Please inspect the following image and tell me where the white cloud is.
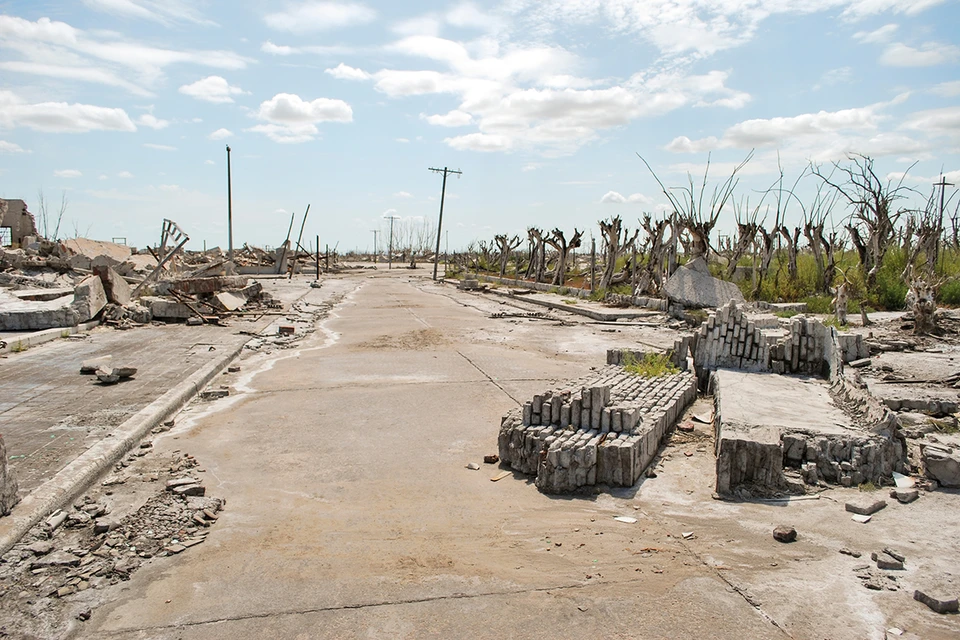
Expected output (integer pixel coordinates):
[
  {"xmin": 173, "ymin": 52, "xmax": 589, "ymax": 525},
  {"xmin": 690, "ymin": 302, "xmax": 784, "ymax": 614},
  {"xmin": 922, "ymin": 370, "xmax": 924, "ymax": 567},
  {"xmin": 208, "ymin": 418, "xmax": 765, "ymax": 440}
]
[
  {"xmin": 444, "ymin": 132, "xmax": 512, "ymax": 152},
  {"xmin": 324, "ymin": 63, "xmax": 370, "ymax": 80},
  {"xmin": 143, "ymin": 143, "xmax": 176, "ymax": 151},
  {"xmin": 264, "ymin": 2, "xmax": 376, "ymax": 33},
  {"xmin": 600, "ymin": 191, "xmax": 651, "ymax": 204},
  {"xmin": 422, "ymin": 110, "xmax": 473, "ymax": 127},
  {"xmin": 137, "ymin": 113, "xmax": 169, "ymax": 129},
  {"xmin": 814, "ymin": 66, "xmax": 853, "ymax": 91},
  {"xmin": 0, "ymin": 140, "xmax": 27, "ymax": 153},
  {"xmin": 0, "ymin": 89, "xmax": 136, "ymax": 133},
  {"xmin": 902, "ymin": 106, "xmax": 960, "ymax": 133},
  {"xmin": 0, "ymin": 16, "xmax": 252, "ymax": 94},
  {"xmin": 261, "ymin": 41, "xmax": 295, "ymax": 55},
  {"xmin": 54, "ymin": 169, "xmax": 82, "ymax": 178},
  {"xmin": 880, "ymin": 42, "xmax": 960, "ymax": 67},
  {"xmin": 248, "ymin": 92, "xmax": 353, "ymax": 143},
  {"xmin": 932, "ymin": 81, "xmax": 960, "ymax": 97},
  {"xmin": 446, "ymin": 2, "xmax": 504, "ymax": 32},
  {"xmin": 118, "ymin": 171, "xmax": 134, "ymax": 178},
  {"xmin": 841, "ymin": 0, "xmax": 946, "ymax": 20},
  {"xmin": 82, "ymin": 0, "xmax": 216, "ymax": 26},
  {"xmin": 158, "ymin": 184, "xmax": 181, "ymax": 191},
  {"xmin": 179, "ymin": 76, "xmax": 246, "ymax": 103},
  {"xmin": 204, "ymin": 159, "xmax": 215, "ymax": 165},
  {"xmin": 853, "ymin": 23, "xmax": 898, "ymax": 43},
  {"xmin": 394, "ymin": 191, "xmax": 413, "ymax": 198},
  {"xmin": 395, "ymin": 137, "xmax": 410, "ymax": 143},
  {"xmin": 208, "ymin": 128, "xmax": 233, "ymax": 140},
  {"xmin": 392, "ymin": 16, "xmax": 442, "ymax": 37}
]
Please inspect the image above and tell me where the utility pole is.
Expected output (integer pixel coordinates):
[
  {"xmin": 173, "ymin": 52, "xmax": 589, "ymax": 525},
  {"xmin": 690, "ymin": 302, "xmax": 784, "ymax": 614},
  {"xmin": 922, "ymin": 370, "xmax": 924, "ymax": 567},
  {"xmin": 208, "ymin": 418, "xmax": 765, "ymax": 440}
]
[
  {"xmin": 371, "ymin": 229, "xmax": 379, "ymax": 264},
  {"xmin": 385, "ymin": 213, "xmax": 400, "ymax": 270},
  {"xmin": 429, "ymin": 166, "xmax": 463, "ymax": 280},
  {"xmin": 936, "ymin": 175, "xmax": 954, "ymax": 271},
  {"xmin": 226, "ymin": 145, "xmax": 233, "ymax": 263}
]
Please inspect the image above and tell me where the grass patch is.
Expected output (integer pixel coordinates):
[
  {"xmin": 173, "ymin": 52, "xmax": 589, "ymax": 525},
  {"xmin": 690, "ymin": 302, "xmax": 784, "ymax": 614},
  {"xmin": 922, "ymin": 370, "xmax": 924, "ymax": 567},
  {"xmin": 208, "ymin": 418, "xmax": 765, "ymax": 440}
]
[
  {"xmin": 623, "ymin": 351, "xmax": 680, "ymax": 378},
  {"xmin": 858, "ymin": 481, "xmax": 878, "ymax": 492},
  {"xmin": 10, "ymin": 341, "xmax": 24, "ymax": 353},
  {"xmin": 774, "ymin": 310, "xmax": 799, "ymax": 318},
  {"xmin": 822, "ymin": 316, "xmax": 848, "ymax": 331},
  {"xmin": 561, "ymin": 299, "xmax": 578, "ymax": 305}
]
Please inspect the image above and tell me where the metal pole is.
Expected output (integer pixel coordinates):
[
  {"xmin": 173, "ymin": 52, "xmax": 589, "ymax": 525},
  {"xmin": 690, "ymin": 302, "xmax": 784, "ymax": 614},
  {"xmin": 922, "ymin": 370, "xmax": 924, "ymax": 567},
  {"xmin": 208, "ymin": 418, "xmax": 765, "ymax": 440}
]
[
  {"xmin": 226, "ymin": 145, "xmax": 233, "ymax": 263},
  {"xmin": 371, "ymin": 229, "xmax": 378, "ymax": 263},
  {"xmin": 316, "ymin": 234, "xmax": 320, "ymax": 280},
  {"xmin": 590, "ymin": 238, "xmax": 597, "ymax": 292},
  {"xmin": 289, "ymin": 204, "xmax": 310, "ymax": 280},
  {"xmin": 388, "ymin": 217, "xmax": 395, "ymax": 270}
]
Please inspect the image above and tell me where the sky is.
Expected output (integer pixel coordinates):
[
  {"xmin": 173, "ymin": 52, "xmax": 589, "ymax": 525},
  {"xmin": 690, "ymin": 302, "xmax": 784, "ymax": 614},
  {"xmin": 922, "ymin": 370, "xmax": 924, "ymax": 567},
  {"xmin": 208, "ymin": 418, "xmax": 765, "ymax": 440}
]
[{"xmin": 1, "ymin": 0, "xmax": 959, "ymax": 253}]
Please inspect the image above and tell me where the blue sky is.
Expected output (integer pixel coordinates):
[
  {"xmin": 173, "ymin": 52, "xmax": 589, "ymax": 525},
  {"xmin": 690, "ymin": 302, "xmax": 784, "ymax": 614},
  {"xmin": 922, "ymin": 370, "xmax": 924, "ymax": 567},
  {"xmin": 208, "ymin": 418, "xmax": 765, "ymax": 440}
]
[{"xmin": 1, "ymin": 0, "xmax": 958, "ymax": 253}]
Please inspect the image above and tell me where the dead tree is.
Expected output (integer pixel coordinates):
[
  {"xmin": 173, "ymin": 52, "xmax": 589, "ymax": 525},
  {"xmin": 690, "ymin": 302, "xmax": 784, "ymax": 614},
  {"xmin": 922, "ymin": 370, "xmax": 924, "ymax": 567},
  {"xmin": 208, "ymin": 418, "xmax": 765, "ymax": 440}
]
[
  {"xmin": 798, "ymin": 183, "xmax": 840, "ymax": 295},
  {"xmin": 728, "ymin": 198, "xmax": 760, "ymax": 279},
  {"xmin": 494, "ymin": 234, "xmax": 521, "ymax": 278},
  {"xmin": 907, "ymin": 272, "xmax": 940, "ymax": 335},
  {"xmin": 544, "ymin": 228, "xmax": 583, "ymax": 286},
  {"xmin": 776, "ymin": 224, "xmax": 802, "ymax": 281},
  {"xmin": 524, "ymin": 227, "xmax": 547, "ymax": 282},
  {"xmin": 753, "ymin": 221, "xmax": 777, "ymax": 300},
  {"xmin": 597, "ymin": 216, "xmax": 638, "ymax": 290},
  {"xmin": 639, "ymin": 151, "xmax": 752, "ymax": 261},
  {"xmin": 812, "ymin": 154, "xmax": 915, "ymax": 288},
  {"xmin": 635, "ymin": 215, "xmax": 671, "ymax": 295}
]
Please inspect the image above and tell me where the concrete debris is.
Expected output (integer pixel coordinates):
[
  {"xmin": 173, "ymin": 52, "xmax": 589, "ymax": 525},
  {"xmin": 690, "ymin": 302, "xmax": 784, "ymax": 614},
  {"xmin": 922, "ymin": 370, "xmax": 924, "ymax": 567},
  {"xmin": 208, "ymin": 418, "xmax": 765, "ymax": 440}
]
[
  {"xmin": 845, "ymin": 500, "xmax": 887, "ymax": 516},
  {"xmin": 872, "ymin": 551, "xmax": 904, "ymax": 570},
  {"xmin": 499, "ymin": 361, "xmax": 697, "ymax": 494},
  {"xmin": 772, "ymin": 525, "xmax": 797, "ymax": 543},
  {"xmin": 851, "ymin": 514, "xmax": 873, "ymax": 524},
  {"xmin": 95, "ymin": 367, "xmax": 137, "ymax": 385},
  {"xmin": 466, "ymin": 462, "xmax": 480, "ymax": 470},
  {"xmin": 93, "ymin": 265, "xmax": 132, "ymax": 306},
  {"xmin": 80, "ymin": 355, "xmax": 112, "ymax": 374},
  {"xmin": 920, "ymin": 442, "xmax": 960, "ymax": 488},
  {"xmin": 663, "ymin": 256, "xmax": 745, "ymax": 309},
  {"xmin": 890, "ymin": 489, "xmax": 920, "ymax": 503},
  {"xmin": 913, "ymin": 590, "xmax": 960, "ymax": 614}
]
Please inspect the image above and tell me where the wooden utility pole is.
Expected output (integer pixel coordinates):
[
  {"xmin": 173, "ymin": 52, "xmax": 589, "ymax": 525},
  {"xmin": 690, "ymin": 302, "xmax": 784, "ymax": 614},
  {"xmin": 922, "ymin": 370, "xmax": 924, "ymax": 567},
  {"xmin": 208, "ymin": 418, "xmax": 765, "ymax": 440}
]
[
  {"xmin": 288, "ymin": 204, "xmax": 310, "ymax": 279},
  {"xmin": 371, "ymin": 229, "xmax": 379, "ymax": 263},
  {"xmin": 226, "ymin": 145, "xmax": 233, "ymax": 263},
  {"xmin": 590, "ymin": 238, "xmax": 597, "ymax": 292},
  {"xmin": 385, "ymin": 214, "xmax": 399, "ymax": 269},
  {"xmin": 936, "ymin": 175, "xmax": 954, "ymax": 271},
  {"xmin": 429, "ymin": 166, "xmax": 462, "ymax": 280}
]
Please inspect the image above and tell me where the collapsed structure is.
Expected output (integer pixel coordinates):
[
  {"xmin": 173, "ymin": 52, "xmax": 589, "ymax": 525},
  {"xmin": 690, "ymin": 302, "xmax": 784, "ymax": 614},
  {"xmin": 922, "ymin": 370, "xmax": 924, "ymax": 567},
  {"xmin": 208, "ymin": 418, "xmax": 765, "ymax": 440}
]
[{"xmin": 498, "ymin": 298, "xmax": 907, "ymax": 498}]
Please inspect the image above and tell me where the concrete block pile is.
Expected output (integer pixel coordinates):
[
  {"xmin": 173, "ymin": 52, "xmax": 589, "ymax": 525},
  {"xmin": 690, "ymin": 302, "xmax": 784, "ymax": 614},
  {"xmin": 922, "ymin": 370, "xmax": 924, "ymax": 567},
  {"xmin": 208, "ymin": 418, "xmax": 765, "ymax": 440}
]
[
  {"xmin": 692, "ymin": 301, "xmax": 771, "ymax": 373},
  {"xmin": 0, "ymin": 434, "xmax": 20, "ymax": 515},
  {"xmin": 768, "ymin": 315, "xmax": 834, "ymax": 376},
  {"xmin": 498, "ymin": 364, "xmax": 697, "ymax": 493}
]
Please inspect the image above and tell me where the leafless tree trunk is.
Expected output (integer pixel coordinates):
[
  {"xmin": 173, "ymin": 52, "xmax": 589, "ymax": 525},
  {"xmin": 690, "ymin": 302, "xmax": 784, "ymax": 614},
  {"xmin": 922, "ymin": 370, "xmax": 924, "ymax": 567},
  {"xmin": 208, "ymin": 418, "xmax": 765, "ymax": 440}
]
[
  {"xmin": 494, "ymin": 234, "xmax": 521, "ymax": 278},
  {"xmin": 544, "ymin": 228, "xmax": 583, "ymax": 286},
  {"xmin": 776, "ymin": 224, "xmax": 802, "ymax": 281},
  {"xmin": 597, "ymin": 216, "xmax": 638, "ymax": 290}
]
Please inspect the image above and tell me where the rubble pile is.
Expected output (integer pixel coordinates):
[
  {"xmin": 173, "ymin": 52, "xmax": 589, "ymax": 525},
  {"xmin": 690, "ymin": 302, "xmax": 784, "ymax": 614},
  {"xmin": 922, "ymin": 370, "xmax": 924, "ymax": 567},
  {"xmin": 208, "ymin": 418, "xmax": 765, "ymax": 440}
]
[
  {"xmin": 0, "ymin": 451, "xmax": 222, "ymax": 627},
  {"xmin": 0, "ymin": 226, "xmax": 284, "ymax": 331},
  {"xmin": 498, "ymin": 360, "xmax": 697, "ymax": 493}
]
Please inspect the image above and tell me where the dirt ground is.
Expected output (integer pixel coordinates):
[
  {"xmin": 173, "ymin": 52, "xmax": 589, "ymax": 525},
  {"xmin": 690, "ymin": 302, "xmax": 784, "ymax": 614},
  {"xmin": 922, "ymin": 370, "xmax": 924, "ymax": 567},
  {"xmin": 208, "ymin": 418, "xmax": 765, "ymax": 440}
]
[{"xmin": 0, "ymin": 269, "xmax": 958, "ymax": 640}]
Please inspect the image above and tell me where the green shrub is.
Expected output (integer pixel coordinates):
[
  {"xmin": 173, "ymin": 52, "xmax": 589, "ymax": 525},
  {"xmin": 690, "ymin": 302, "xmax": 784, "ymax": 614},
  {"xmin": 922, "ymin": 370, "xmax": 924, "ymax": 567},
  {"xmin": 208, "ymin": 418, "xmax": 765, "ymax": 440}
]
[
  {"xmin": 939, "ymin": 280, "xmax": 960, "ymax": 306},
  {"xmin": 622, "ymin": 352, "xmax": 680, "ymax": 378}
]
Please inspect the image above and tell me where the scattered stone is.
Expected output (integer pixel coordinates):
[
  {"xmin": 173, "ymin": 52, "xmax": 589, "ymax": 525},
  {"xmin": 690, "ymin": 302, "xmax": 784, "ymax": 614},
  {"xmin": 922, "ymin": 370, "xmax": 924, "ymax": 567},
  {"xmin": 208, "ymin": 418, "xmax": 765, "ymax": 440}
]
[
  {"xmin": 920, "ymin": 443, "xmax": 960, "ymax": 488},
  {"xmin": 200, "ymin": 389, "xmax": 229, "ymax": 400},
  {"xmin": 483, "ymin": 454, "xmax": 499, "ymax": 464},
  {"xmin": 30, "ymin": 551, "xmax": 81, "ymax": 569},
  {"xmin": 465, "ymin": 463, "xmax": 480, "ymax": 470},
  {"xmin": 185, "ymin": 316, "xmax": 203, "ymax": 326},
  {"xmin": 24, "ymin": 540, "xmax": 54, "ymax": 555},
  {"xmin": 164, "ymin": 544, "xmax": 186, "ymax": 555},
  {"xmin": 77, "ymin": 609, "xmax": 91, "ymax": 621},
  {"xmin": 839, "ymin": 547, "xmax": 862, "ymax": 558},
  {"xmin": 845, "ymin": 500, "xmax": 887, "ymax": 516},
  {"xmin": 44, "ymin": 510, "xmax": 68, "ymax": 531},
  {"xmin": 890, "ymin": 489, "xmax": 920, "ymax": 504},
  {"xmin": 914, "ymin": 590, "xmax": 960, "ymax": 614},
  {"xmin": 677, "ymin": 422, "xmax": 695, "ymax": 432},
  {"xmin": 772, "ymin": 525, "xmax": 797, "ymax": 543},
  {"xmin": 883, "ymin": 547, "xmax": 906, "ymax": 563},
  {"xmin": 849, "ymin": 358, "xmax": 872, "ymax": 368},
  {"xmin": 872, "ymin": 552, "xmax": 904, "ymax": 570},
  {"xmin": 227, "ymin": 365, "xmax": 241, "ymax": 373},
  {"xmin": 113, "ymin": 557, "xmax": 139, "ymax": 574},
  {"xmin": 93, "ymin": 518, "xmax": 120, "ymax": 534},
  {"xmin": 165, "ymin": 477, "xmax": 199, "ymax": 490},
  {"xmin": 79, "ymin": 355, "xmax": 111, "ymax": 374},
  {"xmin": 172, "ymin": 484, "xmax": 205, "ymax": 497},
  {"xmin": 851, "ymin": 514, "xmax": 872, "ymax": 524},
  {"xmin": 278, "ymin": 325, "xmax": 295, "ymax": 336}
]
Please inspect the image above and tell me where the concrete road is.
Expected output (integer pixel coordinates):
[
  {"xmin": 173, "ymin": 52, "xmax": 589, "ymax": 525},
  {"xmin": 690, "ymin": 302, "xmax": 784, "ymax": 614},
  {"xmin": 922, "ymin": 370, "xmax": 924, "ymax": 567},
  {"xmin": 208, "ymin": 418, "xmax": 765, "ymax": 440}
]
[{"xmin": 78, "ymin": 270, "xmax": 782, "ymax": 639}]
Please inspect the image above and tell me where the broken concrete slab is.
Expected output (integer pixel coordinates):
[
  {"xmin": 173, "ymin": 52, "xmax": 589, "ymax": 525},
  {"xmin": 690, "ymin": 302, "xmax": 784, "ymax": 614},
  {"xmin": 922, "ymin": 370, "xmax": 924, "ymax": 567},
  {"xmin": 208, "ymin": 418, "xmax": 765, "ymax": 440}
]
[
  {"xmin": 914, "ymin": 590, "xmax": 960, "ymax": 614},
  {"xmin": 71, "ymin": 275, "xmax": 107, "ymax": 323},
  {"xmin": 80, "ymin": 355, "xmax": 112, "ymax": 374},
  {"xmin": 846, "ymin": 500, "xmax": 887, "ymax": 516},
  {"xmin": 10, "ymin": 288, "xmax": 74, "ymax": 302},
  {"xmin": 93, "ymin": 265, "xmax": 132, "ymax": 306},
  {"xmin": 213, "ymin": 291, "xmax": 246, "ymax": 312},
  {"xmin": 920, "ymin": 442, "xmax": 960, "ymax": 488},
  {"xmin": 663, "ymin": 256, "xmax": 745, "ymax": 309},
  {"xmin": 61, "ymin": 238, "xmax": 132, "ymax": 271},
  {"xmin": 141, "ymin": 296, "xmax": 193, "ymax": 320},
  {"xmin": 0, "ymin": 289, "xmax": 79, "ymax": 330},
  {"xmin": 162, "ymin": 275, "xmax": 249, "ymax": 296}
]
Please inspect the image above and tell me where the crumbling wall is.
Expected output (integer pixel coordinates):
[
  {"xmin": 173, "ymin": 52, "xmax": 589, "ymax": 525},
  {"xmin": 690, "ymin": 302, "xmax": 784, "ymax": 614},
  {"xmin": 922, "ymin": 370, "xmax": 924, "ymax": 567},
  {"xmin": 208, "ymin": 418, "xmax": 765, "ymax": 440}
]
[
  {"xmin": 692, "ymin": 301, "xmax": 771, "ymax": 375},
  {"xmin": 0, "ymin": 199, "xmax": 38, "ymax": 246},
  {"xmin": 498, "ymin": 365, "xmax": 697, "ymax": 493}
]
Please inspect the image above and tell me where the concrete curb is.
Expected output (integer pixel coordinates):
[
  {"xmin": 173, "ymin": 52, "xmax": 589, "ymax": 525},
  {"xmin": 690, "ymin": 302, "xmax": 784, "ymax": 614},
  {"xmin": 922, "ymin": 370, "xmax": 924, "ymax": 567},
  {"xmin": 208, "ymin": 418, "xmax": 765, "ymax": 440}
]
[
  {"xmin": 484, "ymin": 288, "xmax": 659, "ymax": 322},
  {"xmin": 0, "ymin": 339, "xmax": 246, "ymax": 555},
  {"xmin": 0, "ymin": 320, "xmax": 100, "ymax": 355}
]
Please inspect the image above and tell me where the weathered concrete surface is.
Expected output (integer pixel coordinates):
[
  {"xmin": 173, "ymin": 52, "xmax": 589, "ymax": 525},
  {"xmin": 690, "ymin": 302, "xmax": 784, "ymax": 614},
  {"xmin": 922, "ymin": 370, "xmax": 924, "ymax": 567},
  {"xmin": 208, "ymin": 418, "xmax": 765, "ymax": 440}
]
[
  {"xmin": 76, "ymin": 273, "xmax": 783, "ymax": 640},
  {"xmin": 71, "ymin": 275, "xmax": 107, "ymax": 323},
  {"xmin": 921, "ymin": 441, "xmax": 960, "ymax": 488},
  {"xmin": 0, "ymin": 290, "xmax": 78, "ymax": 330},
  {"xmin": 61, "ymin": 238, "xmax": 132, "ymax": 271},
  {"xmin": 93, "ymin": 265, "xmax": 132, "ymax": 306},
  {"xmin": 663, "ymin": 256, "xmax": 745, "ymax": 309},
  {"xmin": 712, "ymin": 369, "xmax": 904, "ymax": 495}
]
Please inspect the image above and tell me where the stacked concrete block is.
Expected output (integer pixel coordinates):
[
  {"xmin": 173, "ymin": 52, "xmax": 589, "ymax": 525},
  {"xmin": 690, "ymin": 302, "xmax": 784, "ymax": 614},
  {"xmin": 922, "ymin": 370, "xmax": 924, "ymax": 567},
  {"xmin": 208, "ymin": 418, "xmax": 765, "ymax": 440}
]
[
  {"xmin": 499, "ymin": 364, "xmax": 697, "ymax": 494},
  {"xmin": 693, "ymin": 300, "xmax": 770, "ymax": 375},
  {"xmin": 0, "ymin": 434, "xmax": 19, "ymax": 516},
  {"xmin": 768, "ymin": 316, "xmax": 832, "ymax": 376}
]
